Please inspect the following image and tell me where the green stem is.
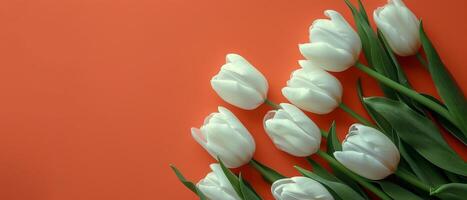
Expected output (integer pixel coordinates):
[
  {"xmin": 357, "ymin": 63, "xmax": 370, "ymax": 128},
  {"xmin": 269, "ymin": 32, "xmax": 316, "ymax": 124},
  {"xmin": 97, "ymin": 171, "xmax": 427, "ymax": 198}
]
[
  {"xmin": 394, "ymin": 169, "xmax": 431, "ymax": 193},
  {"xmin": 316, "ymin": 150, "xmax": 392, "ymax": 200},
  {"xmin": 319, "ymin": 129, "xmax": 328, "ymax": 138},
  {"xmin": 416, "ymin": 52, "xmax": 428, "ymax": 68},
  {"xmin": 338, "ymin": 103, "xmax": 373, "ymax": 126},
  {"xmin": 264, "ymin": 99, "xmax": 280, "ymax": 109},
  {"xmin": 355, "ymin": 62, "xmax": 457, "ymax": 127}
]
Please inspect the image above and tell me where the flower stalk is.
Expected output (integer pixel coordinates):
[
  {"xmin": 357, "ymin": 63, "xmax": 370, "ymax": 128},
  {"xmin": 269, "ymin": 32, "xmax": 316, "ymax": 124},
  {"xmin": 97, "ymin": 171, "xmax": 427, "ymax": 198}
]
[
  {"xmin": 264, "ymin": 99, "xmax": 280, "ymax": 109},
  {"xmin": 394, "ymin": 169, "xmax": 431, "ymax": 193},
  {"xmin": 354, "ymin": 62, "xmax": 457, "ymax": 128},
  {"xmin": 338, "ymin": 102, "xmax": 373, "ymax": 126}
]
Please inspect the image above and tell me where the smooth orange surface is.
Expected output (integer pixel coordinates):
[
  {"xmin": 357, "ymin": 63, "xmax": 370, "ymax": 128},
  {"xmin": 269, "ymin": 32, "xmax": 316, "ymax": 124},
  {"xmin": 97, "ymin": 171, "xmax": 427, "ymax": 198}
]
[{"xmin": 0, "ymin": 0, "xmax": 466, "ymax": 199}]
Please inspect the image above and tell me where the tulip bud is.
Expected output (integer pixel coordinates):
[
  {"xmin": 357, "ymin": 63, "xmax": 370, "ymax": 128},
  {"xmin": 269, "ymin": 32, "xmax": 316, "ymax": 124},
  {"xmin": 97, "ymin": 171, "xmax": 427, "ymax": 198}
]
[
  {"xmin": 211, "ymin": 54, "xmax": 269, "ymax": 110},
  {"xmin": 271, "ymin": 176, "xmax": 334, "ymax": 200},
  {"xmin": 299, "ymin": 10, "xmax": 361, "ymax": 72},
  {"xmin": 282, "ymin": 60, "xmax": 343, "ymax": 114},
  {"xmin": 374, "ymin": 0, "xmax": 420, "ymax": 56},
  {"xmin": 197, "ymin": 164, "xmax": 242, "ymax": 200},
  {"xmin": 191, "ymin": 106, "xmax": 256, "ymax": 168},
  {"xmin": 264, "ymin": 103, "xmax": 321, "ymax": 157},
  {"xmin": 333, "ymin": 124, "xmax": 400, "ymax": 180}
]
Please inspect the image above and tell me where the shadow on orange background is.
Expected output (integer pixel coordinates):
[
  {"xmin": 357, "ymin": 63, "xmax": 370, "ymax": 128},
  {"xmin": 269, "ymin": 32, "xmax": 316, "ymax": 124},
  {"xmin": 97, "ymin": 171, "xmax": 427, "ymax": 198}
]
[{"xmin": 0, "ymin": 0, "xmax": 466, "ymax": 199}]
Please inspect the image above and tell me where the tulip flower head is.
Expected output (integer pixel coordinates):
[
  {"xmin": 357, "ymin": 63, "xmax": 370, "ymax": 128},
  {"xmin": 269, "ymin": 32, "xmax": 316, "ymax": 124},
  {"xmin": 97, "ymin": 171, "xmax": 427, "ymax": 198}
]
[
  {"xmin": 271, "ymin": 176, "xmax": 334, "ymax": 200},
  {"xmin": 197, "ymin": 164, "xmax": 242, "ymax": 200},
  {"xmin": 282, "ymin": 60, "xmax": 343, "ymax": 114},
  {"xmin": 191, "ymin": 106, "xmax": 256, "ymax": 168},
  {"xmin": 374, "ymin": 0, "xmax": 420, "ymax": 56},
  {"xmin": 299, "ymin": 10, "xmax": 361, "ymax": 72},
  {"xmin": 264, "ymin": 103, "xmax": 321, "ymax": 157},
  {"xmin": 334, "ymin": 124, "xmax": 400, "ymax": 180},
  {"xmin": 211, "ymin": 54, "xmax": 269, "ymax": 110}
]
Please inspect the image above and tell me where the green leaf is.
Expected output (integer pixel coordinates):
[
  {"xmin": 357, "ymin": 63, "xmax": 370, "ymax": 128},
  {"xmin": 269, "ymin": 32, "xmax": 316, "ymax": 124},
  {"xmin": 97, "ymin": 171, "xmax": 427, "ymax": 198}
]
[
  {"xmin": 421, "ymin": 94, "xmax": 467, "ymax": 145},
  {"xmin": 249, "ymin": 159, "xmax": 286, "ymax": 184},
  {"xmin": 420, "ymin": 22, "xmax": 467, "ymax": 137},
  {"xmin": 431, "ymin": 183, "xmax": 467, "ymax": 200},
  {"xmin": 295, "ymin": 166, "xmax": 366, "ymax": 200},
  {"xmin": 356, "ymin": 0, "xmax": 369, "ymax": 23},
  {"xmin": 398, "ymin": 141, "xmax": 448, "ymax": 187},
  {"xmin": 238, "ymin": 174, "xmax": 262, "ymax": 200},
  {"xmin": 218, "ymin": 158, "xmax": 242, "ymax": 197},
  {"xmin": 306, "ymin": 158, "xmax": 340, "ymax": 182},
  {"xmin": 364, "ymin": 97, "xmax": 467, "ymax": 176},
  {"xmin": 170, "ymin": 165, "xmax": 208, "ymax": 199},
  {"xmin": 307, "ymin": 158, "xmax": 370, "ymax": 200},
  {"xmin": 378, "ymin": 181, "xmax": 424, "ymax": 200},
  {"xmin": 326, "ymin": 121, "xmax": 341, "ymax": 155}
]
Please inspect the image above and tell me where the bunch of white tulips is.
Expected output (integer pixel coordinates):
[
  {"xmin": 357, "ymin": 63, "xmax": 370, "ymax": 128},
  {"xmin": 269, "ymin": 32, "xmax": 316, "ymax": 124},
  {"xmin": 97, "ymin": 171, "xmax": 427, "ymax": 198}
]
[{"xmin": 172, "ymin": 0, "xmax": 467, "ymax": 199}]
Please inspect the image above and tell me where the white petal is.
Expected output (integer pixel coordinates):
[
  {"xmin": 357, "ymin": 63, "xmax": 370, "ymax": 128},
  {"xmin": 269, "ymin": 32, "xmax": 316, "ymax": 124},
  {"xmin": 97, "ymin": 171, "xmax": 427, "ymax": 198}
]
[
  {"xmin": 299, "ymin": 42, "xmax": 355, "ymax": 72},
  {"xmin": 282, "ymin": 86, "xmax": 339, "ymax": 114},
  {"xmin": 224, "ymin": 53, "xmax": 269, "ymax": 96},
  {"xmin": 265, "ymin": 118, "xmax": 319, "ymax": 156},
  {"xmin": 218, "ymin": 106, "xmax": 255, "ymax": 148},
  {"xmin": 202, "ymin": 123, "xmax": 253, "ymax": 168},
  {"xmin": 344, "ymin": 124, "xmax": 400, "ymax": 170},
  {"xmin": 373, "ymin": 0, "xmax": 420, "ymax": 56},
  {"xmin": 211, "ymin": 79, "xmax": 264, "ymax": 110},
  {"xmin": 291, "ymin": 67, "xmax": 343, "ymax": 102},
  {"xmin": 191, "ymin": 127, "xmax": 217, "ymax": 158},
  {"xmin": 334, "ymin": 151, "xmax": 393, "ymax": 180},
  {"xmin": 279, "ymin": 103, "xmax": 321, "ymax": 140}
]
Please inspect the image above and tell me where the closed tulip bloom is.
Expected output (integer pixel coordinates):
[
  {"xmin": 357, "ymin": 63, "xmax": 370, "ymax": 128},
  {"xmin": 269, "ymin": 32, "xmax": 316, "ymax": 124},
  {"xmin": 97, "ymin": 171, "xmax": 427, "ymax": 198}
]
[
  {"xmin": 299, "ymin": 10, "xmax": 361, "ymax": 72},
  {"xmin": 271, "ymin": 176, "xmax": 334, "ymax": 200},
  {"xmin": 282, "ymin": 60, "xmax": 343, "ymax": 114},
  {"xmin": 264, "ymin": 103, "xmax": 321, "ymax": 157},
  {"xmin": 211, "ymin": 53, "xmax": 269, "ymax": 110},
  {"xmin": 197, "ymin": 164, "xmax": 242, "ymax": 200},
  {"xmin": 191, "ymin": 106, "xmax": 255, "ymax": 168},
  {"xmin": 334, "ymin": 124, "xmax": 400, "ymax": 180},
  {"xmin": 374, "ymin": 0, "xmax": 420, "ymax": 56}
]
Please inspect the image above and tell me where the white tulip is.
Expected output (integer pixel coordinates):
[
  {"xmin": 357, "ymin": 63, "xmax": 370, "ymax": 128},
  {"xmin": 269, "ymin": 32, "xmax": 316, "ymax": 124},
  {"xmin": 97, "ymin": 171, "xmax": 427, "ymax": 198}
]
[
  {"xmin": 211, "ymin": 53, "xmax": 269, "ymax": 110},
  {"xmin": 271, "ymin": 176, "xmax": 334, "ymax": 200},
  {"xmin": 282, "ymin": 60, "xmax": 343, "ymax": 114},
  {"xmin": 299, "ymin": 10, "xmax": 361, "ymax": 72},
  {"xmin": 197, "ymin": 164, "xmax": 242, "ymax": 200},
  {"xmin": 191, "ymin": 106, "xmax": 255, "ymax": 168},
  {"xmin": 374, "ymin": 0, "xmax": 420, "ymax": 56},
  {"xmin": 333, "ymin": 124, "xmax": 400, "ymax": 180},
  {"xmin": 264, "ymin": 103, "xmax": 321, "ymax": 157}
]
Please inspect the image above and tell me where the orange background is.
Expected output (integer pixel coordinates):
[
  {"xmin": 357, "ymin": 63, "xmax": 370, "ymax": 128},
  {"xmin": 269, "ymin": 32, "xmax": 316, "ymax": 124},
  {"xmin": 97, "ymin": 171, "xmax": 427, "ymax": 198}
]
[{"xmin": 0, "ymin": 0, "xmax": 466, "ymax": 199}]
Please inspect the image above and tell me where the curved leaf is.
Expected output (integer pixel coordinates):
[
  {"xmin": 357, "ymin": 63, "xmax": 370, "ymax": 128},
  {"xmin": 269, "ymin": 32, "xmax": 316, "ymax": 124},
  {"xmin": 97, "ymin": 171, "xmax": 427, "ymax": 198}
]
[
  {"xmin": 326, "ymin": 121, "xmax": 341, "ymax": 155},
  {"xmin": 249, "ymin": 159, "xmax": 286, "ymax": 184},
  {"xmin": 421, "ymin": 94, "xmax": 467, "ymax": 145},
  {"xmin": 364, "ymin": 97, "xmax": 467, "ymax": 176},
  {"xmin": 431, "ymin": 183, "xmax": 467, "ymax": 200},
  {"xmin": 307, "ymin": 158, "xmax": 370, "ymax": 200},
  {"xmin": 238, "ymin": 174, "xmax": 262, "ymax": 200},
  {"xmin": 420, "ymin": 22, "xmax": 467, "ymax": 137},
  {"xmin": 378, "ymin": 181, "xmax": 424, "ymax": 200},
  {"xmin": 218, "ymin": 158, "xmax": 242, "ymax": 197},
  {"xmin": 295, "ymin": 166, "xmax": 366, "ymax": 200},
  {"xmin": 170, "ymin": 165, "xmax": 207, "ymax": 199}
]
